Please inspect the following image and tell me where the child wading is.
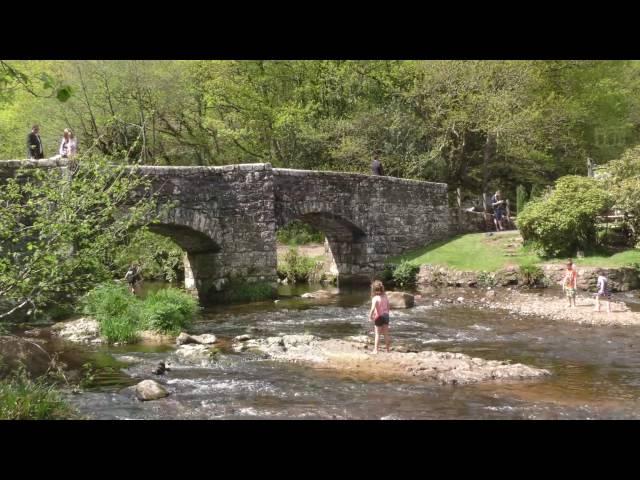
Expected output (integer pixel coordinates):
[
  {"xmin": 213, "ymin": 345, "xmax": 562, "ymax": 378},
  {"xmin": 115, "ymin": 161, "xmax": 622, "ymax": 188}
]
[
  {"xmin": 368, "ymin": 280, "xmax": 391, "ymax": 354},
  {"xmin": 595, "ymin": 273, "xmax": 612, "ymax": 313},
  {"xmin": 563, "ymin": 261, "xmax": 578, "ymax": 308}
]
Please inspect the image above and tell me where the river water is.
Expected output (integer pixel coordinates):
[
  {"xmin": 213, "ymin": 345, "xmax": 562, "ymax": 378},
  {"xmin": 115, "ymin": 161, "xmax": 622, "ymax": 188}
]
[{"xmin": 15, "ymin": 284, "xmax": 640, "ymax": 419}]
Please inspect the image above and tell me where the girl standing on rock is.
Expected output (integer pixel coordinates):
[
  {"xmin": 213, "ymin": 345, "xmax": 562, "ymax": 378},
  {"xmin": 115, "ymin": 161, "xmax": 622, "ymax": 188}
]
[{"xmin": 368, "ymin": 280, "xmax": 391, "ymax": 354}]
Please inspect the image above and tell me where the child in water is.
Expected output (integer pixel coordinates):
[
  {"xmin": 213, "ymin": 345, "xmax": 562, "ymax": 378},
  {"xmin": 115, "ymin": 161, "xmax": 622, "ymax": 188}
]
[
  {"xmin": 595, "ymin": 273, "xmax": 612, "ymax": 313},
  {"xmin": 563, "ymin": 261, "xmax": 578, "ymax": 308},
  {"xmin": 368, "ymin": 280, "xmax": 391, "ymax": 354}
]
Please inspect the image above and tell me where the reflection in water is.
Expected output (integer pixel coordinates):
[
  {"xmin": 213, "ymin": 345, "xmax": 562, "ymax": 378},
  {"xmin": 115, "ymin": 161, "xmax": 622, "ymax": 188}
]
[{"xmin": 26, "ymin": 283, "xmax": 640, "ymax": 419}]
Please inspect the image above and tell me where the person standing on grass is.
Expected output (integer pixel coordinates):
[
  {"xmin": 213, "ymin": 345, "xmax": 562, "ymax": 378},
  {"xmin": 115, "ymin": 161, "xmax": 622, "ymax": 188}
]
[
  {"xmin": 491, "ymin": 190, "xmax": 506, "ymax": 231},
  {"xmin": 368, "ymin": 280, "xmax": 391, "ymax": 354},
  {"xmin": 595, "ymin": 273, "xmax": 612, "ymax": 313},
  {"xmin": 563, "ymin": 261, "xmax": 578, "ymax": 308}
]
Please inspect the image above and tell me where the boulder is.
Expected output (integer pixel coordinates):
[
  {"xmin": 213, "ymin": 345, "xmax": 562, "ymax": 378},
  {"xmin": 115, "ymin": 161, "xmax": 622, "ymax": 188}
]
[
  {"xmin": 174, "ymin": 344, "xmax": 216, "ymax": 364},
  {"xmin": 176, "ymin": 332, "xmax": 217, "ymax": 346},
  {"xmin": 387, "ymin": 291, "xmax": 415, "ymax": 309},
  {"xmin": 51, "ymin": 317, "xmax": 101, "ymax": 344},
  {"xmin": 234, "ymin": 334, "xmax": 251, "ymax": 342},
  {"xmin": 191, "ymin": 334, "xmax": 217, "ymax": 345},
  {"xmin": 176, "ymin": 332, "xmax": 192, "ymax": 345},
  {"xmin": 135, "ymin": 380, "xmax": 169, "ymax": 401}
]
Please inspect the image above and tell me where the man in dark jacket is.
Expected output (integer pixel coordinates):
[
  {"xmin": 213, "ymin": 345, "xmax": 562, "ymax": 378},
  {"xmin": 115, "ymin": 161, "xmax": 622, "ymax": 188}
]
[
  {"xmin": 27, "ymin": 124, "xmax": 44, "ymax": 159},
  {"xmin": 371, "ymin": 155, "xmax": 384, "ymax": 175}
]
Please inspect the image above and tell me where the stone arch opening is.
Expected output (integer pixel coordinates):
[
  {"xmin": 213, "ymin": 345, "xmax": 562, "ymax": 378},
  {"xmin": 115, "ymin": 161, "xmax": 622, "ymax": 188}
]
[
  {"xmin": 277, "ymin": 212, "xmax": 368, "ymax": 284},
  {"xmin": 144, "ymin": 223, "xmax": 222, "ymax": 299}
]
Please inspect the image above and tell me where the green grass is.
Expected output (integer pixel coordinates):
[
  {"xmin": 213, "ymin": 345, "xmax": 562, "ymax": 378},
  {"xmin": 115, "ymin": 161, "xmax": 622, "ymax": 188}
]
[
  {"xmin": 0, "ymin": 372, "xmax": 75, "ymax": 420},
  {"xmin": 388, "ymin": 232, "xmax": 640, "ymax": 271}
]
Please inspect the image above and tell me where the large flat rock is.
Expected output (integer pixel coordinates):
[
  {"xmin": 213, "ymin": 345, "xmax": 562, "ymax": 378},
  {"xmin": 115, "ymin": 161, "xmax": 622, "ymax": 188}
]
[{"xmin": 240, "ymin": 335, "xmax": 549, "ymax": 385}]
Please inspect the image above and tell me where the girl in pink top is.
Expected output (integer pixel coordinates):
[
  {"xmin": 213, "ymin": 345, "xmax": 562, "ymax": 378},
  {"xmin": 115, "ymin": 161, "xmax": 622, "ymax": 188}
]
[{"xmin": 368, "ymin": 280, "xmax": 391, "ymax": 354}]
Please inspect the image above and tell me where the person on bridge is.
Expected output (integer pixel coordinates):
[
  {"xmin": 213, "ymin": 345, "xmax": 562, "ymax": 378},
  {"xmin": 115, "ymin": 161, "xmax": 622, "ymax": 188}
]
[
  {"xmin": 27, "ymin": 124, "xmax": 44, "ymax": 159},
  {"xmin": 368, "ymin": 280, "xmax": 391, "ymax": 354},
  {"xmin": 371, "ymin": 155, "xmax": 384, "ymax": 176},
  {"xmin": 59, "ymin": 128, "xmax": 77, "ymax": 159}
]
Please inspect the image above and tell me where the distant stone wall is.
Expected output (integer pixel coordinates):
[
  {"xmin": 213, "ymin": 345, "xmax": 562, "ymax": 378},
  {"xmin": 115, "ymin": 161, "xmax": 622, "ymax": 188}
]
[{"xmin": 449, "ymin": 208, "xmax": 491, "ymax": 234}]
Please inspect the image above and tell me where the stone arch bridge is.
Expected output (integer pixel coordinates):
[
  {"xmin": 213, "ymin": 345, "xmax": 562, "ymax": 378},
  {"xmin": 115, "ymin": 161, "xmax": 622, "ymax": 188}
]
[{"xmin": 0, "ymin": 160, "xmax": 458, "ymax": 302}]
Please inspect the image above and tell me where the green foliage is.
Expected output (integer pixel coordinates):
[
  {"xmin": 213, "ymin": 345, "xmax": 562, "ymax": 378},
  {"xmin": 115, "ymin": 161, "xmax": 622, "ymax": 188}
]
[
  {"xmin": 276, "ymin": 220, "xmax": 324, "ymax": 246},
  {"xmin": 518, "ymin": 263, "xmax": 545, "ymax": 287},
  {"xmin": 221, "ymin": 280, "xmax": 276, "ymax": 303},
  {"xmin": 114, "ymin": 229, "xmax": 184, "ymax": 282},
  {"xmin": 0, "ymin": 369, "xmax": 75, "ymax": 420},
  {"xmin": 277, "ymin": 248, "xmax": 320, "ymax": 283},
  {"xmin": 140, "ymin": 288, "xmax": 197, "ymax": 334},
  {"xmin": 530, "ymin": 184, "xmax": 545, "ymax": 200},
  {"xmin": 378, "ymin": 264, "xmax": 396, "ymax": 284},
  {"xmin": 3, "ymin": 60, "xmax": 640, "ymax": 193},
  {"xmin": 605, "ymin": 145, "xmax": 640, "ymax": 244},
  {"xmin": 392, "ymin": 260, "xmax": 419, "ymax": 288},
  {"xmin": 0, "ymin": 154, "xmax": 158, "ymax": 319},
  {"xmin": 82, "ymin": 282, "xmax": 198, "ymax": 343},
  {"xmin": 516, "ymin": 184, "xmax": 529, "ymax": 215},
  {"xmin": 517, "ymin": 176, "xmax": 612, "ymax": 257},
  {"xmin": 99, "ymin": 314, "xmax": 140, "ymax": 344},
  {"xmin": 82, "ymin": 283, "xmax": 142, "ymax": 343}
]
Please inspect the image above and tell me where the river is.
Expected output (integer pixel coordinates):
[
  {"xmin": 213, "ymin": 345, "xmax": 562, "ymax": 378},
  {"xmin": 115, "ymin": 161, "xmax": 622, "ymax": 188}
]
[{"xmin": 11, "ymin": 283, "xmax": 640, "ymax": 419}]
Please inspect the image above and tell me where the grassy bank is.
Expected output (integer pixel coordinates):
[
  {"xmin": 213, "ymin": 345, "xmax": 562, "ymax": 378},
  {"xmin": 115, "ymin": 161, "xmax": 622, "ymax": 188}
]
[
  {"xmin": 0, "ymin": 372, "xmax": 76, "ymax": 420},
  {"xmin": 389, "ymin": 232, "xmax": 640, "ymax": 272}
]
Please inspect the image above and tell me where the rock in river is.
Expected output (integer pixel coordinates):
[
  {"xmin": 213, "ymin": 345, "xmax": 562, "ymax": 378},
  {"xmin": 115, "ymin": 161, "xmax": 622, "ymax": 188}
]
[{"xmin": 135, "ymin": 380, "xmax": 169, "ymax": 401}]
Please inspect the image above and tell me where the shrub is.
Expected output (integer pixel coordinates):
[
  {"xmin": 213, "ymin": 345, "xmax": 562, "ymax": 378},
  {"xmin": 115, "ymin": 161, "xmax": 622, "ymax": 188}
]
[
  {"xmin": 99, "ymin": 314, "xmax": 140, "ymax": 344},
  {"xmin": 82, "ymin": 282, "xmax": 198, "ymax": 342},
  {"xmin": 517, "ymin": 176, "xmax": 612, "ymax": 258},
  {"xmin": 378, "ymin": 264, "xmax": 396, "ymax": 285},
  {"xmin": 518, "ymin": 263, "xmax": 545, "ymax": 287},
  {"xmin": 277, "ymin": 248, "xmax": 319, "ymax": 283},
  {"xmin": 140, "ymin": 288, "xmax": 198, "ymax": 334},
  {"xmin": 0, "ymin": 370, "xmax": 75, "ymax": 420},
  {"xmin": 392, "ymin": 261, "xmax": 419, "ymax": 288}
]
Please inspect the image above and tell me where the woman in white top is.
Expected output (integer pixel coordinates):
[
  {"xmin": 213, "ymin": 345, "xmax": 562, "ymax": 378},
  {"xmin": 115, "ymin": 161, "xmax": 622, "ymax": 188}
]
[{"xmin": 59, "ymin": 128, "xmax": 78, "ymax": 159}]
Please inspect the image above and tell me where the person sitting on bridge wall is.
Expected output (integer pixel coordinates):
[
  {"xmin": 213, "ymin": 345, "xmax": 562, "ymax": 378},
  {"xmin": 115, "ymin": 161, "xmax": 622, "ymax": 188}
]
[{"xmin": 371, "ymin": 154, "xmax": 384, "ymax": 176}]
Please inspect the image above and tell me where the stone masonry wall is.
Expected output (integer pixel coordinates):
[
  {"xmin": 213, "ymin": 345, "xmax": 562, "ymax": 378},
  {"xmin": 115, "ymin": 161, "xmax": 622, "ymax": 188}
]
[{"xmin": 273, "ymin": 168, "xmax": 450, "ymax": 281}]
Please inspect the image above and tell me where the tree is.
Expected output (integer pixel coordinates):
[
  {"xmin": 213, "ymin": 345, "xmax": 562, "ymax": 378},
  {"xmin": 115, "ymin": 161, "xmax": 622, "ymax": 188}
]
[{"xmin": 0, "ymin": 154, "xmax": 158, "ymax": 320}]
